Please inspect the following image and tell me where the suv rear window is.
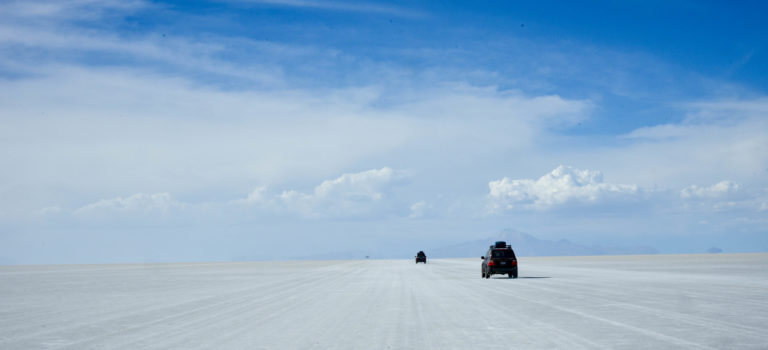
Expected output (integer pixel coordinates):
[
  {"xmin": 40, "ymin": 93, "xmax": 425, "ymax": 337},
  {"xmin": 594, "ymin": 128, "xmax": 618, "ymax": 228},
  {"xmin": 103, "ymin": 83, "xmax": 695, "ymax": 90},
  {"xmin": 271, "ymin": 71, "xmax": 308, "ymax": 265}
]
[{"xmin": 491, "ymin": 249, "xmax": 515, "ymax": 258}]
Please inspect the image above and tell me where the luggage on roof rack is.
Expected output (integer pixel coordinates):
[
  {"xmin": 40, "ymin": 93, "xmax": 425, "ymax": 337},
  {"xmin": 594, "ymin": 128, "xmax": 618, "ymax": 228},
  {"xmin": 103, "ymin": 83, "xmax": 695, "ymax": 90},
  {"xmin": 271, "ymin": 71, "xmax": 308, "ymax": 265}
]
[{"xmin": 494, "ymin": 241, "xmax": 507, "ymax": 248}]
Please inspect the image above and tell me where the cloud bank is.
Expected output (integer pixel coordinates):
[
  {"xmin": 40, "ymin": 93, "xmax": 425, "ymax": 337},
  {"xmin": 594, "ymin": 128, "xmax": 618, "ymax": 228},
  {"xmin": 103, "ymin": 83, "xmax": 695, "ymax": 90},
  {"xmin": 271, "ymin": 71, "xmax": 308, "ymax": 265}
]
[
  {"xmin": 681, "ymin": 181, "xmax": 740, "ymax": 200},
  {"xmin": 488, "ymin": 166, "xmax": 639, "ymax": 211},
  {"xmin": 237, "ymin": 167, "xmax": 408, "ymax": 218},
  {"xmin": 75, "ymin": 192, "xmax": 183, "ymax": 216}
]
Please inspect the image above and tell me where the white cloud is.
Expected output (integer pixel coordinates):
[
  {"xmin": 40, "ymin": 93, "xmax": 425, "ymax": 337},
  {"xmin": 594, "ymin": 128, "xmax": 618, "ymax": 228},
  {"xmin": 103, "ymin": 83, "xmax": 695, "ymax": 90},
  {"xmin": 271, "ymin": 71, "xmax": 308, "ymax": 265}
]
[
  {"xmin": 488, "ymin": 166, "xmax": 639, "ymax": 211},
  {"xmin": 680, "ymin": 181, "xmax": 768, "ymax": 212},
  {"xmin": 74, "ymin": 193, "xmax": 182, "ymax": 215},
  {"xmin": 238, "ymin": 0, "xmax": 424, "ymax": 18},
  {"xmin": 241, "ymin": 186, "xmax": 269, "ymax": 203},
  {"xmin": 585, "ymin": 99, "xmax": 768, "ymax": 190},
  {"xmin": 409, "ymin": 200, "xmax": 427, "ymax": 218},
  {"xmin": 0, "ymin": 64, "xmax": 593, "ymax": 218},
  {"xmin": 312, "ymin": 167, "xmax": 400, "ymax": 200},
  {"xmin": 681, "ymin": 181, "xmax": 740, "ymax": 199},
  {"xmin": 0, "ymin": 0, "xmax": 146, "ymax": 21},
  {"xmin": 0, "ymin": 0, "xmax": 596, "ymax": 221},
  {"xmin": 239, "ymin": 168, "xmax": 407, "ymax": 218}
]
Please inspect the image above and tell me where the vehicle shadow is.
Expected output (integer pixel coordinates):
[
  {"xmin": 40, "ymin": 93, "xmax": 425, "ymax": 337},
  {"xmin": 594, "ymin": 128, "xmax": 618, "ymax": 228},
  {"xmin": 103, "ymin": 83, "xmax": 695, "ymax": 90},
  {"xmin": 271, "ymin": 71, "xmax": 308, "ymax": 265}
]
[{"xmin": 490, "ymin": 276, "xmax": 551, "ymax": 279}]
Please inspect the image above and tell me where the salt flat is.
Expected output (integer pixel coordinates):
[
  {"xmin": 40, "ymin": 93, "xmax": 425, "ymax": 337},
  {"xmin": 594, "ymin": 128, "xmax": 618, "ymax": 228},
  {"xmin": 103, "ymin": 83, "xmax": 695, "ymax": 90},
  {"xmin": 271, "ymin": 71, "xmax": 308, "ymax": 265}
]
[{"xmin": 1, "ymin": 253, "xmax": 767, "ymax": 349}]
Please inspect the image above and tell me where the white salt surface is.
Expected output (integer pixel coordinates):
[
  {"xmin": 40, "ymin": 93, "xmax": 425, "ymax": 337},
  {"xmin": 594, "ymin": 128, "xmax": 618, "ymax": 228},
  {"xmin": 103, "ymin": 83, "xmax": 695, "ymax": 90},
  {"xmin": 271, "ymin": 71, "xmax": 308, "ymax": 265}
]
[{"xmin": 1, "ymin": 253, "xmax": 767, "ymax": 349}]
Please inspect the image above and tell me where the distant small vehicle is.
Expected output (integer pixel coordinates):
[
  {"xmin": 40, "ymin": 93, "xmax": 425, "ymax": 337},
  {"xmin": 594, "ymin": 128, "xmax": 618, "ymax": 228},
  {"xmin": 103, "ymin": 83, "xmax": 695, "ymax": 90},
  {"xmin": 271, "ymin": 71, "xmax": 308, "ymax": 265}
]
[
  {"xmin": 481, "ymin": 241, "xmax": 517, "ymax": 278},
  {"xmin": 415, "ymin": 251, "xmax": 427, "ymax": 264}
]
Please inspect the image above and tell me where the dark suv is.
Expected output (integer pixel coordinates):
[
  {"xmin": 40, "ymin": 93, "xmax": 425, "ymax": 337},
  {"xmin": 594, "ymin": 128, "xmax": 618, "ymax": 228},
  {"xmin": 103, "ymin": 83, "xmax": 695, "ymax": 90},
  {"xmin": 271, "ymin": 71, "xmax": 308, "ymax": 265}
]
[
  {"xmin": 415, "ymin": 251, "xmax": 427, "ymax": 264},
  {"xmin": 481, "ymin": 241, "xmax": 518, "ymax": 278}
]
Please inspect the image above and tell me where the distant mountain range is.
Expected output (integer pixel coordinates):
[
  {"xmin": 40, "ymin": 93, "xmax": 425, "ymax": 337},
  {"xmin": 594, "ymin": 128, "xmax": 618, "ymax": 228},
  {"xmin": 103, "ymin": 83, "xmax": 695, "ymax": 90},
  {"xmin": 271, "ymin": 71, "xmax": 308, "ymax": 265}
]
[
  {"xmin": 278, "ymin": 230, "xmax": 657, "ymax": 261},
  {"xmin": 428, "ymin": 230, "xmax": 657, "ymax": 258}
]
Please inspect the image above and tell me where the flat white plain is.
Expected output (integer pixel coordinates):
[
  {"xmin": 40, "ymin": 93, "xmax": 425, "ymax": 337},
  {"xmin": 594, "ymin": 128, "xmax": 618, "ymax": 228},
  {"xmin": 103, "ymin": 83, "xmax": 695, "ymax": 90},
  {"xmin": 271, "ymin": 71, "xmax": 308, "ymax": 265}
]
[{"xmin": 1, "ymin": 254, "xmax": 767, "ymax": 349}]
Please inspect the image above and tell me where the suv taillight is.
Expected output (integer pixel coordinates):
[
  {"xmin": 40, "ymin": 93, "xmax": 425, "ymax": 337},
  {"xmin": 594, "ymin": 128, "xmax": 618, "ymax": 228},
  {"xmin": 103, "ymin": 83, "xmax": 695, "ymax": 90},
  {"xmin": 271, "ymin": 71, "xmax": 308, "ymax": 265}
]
[
  {"xmin": 512, "ymin": 260, "xmax": 517, "ymax": 266},
  {"xmin": 487, "ymin": 261, "xmax": 495, "ymax": 266}
]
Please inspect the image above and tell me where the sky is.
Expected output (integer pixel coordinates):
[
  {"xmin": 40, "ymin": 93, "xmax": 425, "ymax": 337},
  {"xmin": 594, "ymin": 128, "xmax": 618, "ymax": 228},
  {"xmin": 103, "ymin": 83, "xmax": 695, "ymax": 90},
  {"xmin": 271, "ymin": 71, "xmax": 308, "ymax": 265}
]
[{"xmin": 1, "ymin": 0, "xmax": 767, "ymax": 264}]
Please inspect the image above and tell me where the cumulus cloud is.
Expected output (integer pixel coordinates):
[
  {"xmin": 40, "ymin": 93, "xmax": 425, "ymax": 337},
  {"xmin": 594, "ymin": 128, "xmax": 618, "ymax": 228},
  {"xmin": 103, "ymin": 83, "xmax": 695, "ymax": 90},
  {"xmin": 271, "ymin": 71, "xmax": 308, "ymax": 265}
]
[
  {"xmin": 238, "ymin": 186, "xmax": 269, "ymax": 204},
  {"xmin": 680, "ymin": 181, "xmax": 767, "ymax": 212},
  {"xmin": 488, "ymin": 166, "xmax": 639, "ymax": 211},
  {"xmin": 409, "ymin": 200, "xmax": 428, "ymax": 219},
  {"xmin": 75, "ymin": 192, "xmax": 182, "ymax": 215},
  {"xmin": 681, "ymin": 181, "xmax": 740, "ymax": 199},
  {"xmin": 312, "ymin": 167, "xmax": 400, "ymax": 200},
  {"xmin": 239, "ymin": 168, "xmax": 408, "ymax": 218}
]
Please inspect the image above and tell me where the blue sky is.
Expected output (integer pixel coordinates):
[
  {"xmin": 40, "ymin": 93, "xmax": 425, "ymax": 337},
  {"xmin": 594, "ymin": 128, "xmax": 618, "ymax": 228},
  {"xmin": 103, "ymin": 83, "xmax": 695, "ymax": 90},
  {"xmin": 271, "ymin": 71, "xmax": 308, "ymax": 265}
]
[{"xmin": 1, "ymin": 0, "xmax": 767, "ymax": 264}]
